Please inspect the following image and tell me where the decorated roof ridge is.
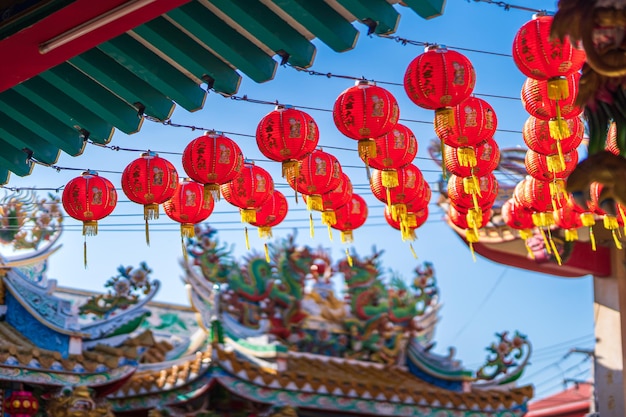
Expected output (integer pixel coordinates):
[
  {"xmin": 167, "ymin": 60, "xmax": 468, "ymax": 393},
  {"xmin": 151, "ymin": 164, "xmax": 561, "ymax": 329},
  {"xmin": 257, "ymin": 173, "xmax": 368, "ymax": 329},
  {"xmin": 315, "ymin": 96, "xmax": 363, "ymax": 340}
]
[
  {"xmin": 0, "ymin": 320, "xmax": 150, "ymax": 381},
  {"xmin": 215, "ymin": 343, "xmax": 533, "ymax": 413},
  {"xmin": 109, "ymin": 349, "xmax": 212, "ymax": 399},
  {"xmin": 406, "ymin": 340, "xmax": 474, "ymax": 383}
]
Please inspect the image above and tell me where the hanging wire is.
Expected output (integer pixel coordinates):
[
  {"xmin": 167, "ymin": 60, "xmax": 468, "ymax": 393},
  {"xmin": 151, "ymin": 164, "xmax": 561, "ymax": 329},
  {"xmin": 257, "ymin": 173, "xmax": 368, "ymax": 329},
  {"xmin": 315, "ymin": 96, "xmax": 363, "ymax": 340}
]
[
  {"xmin": 377, "ymin": 36, "xmax": 513, "ymax": 58},
  {"xmin": 469, "ymin": 0, "xmax": 551, "ymax": 14}
]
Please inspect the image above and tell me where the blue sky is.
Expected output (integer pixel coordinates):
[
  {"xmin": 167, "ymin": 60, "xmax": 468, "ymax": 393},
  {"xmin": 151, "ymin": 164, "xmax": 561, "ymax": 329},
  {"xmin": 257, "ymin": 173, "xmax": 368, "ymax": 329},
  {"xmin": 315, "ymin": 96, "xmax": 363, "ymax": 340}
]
[{"xmin": 2, "ymin": 0, "xmax": 595, "ymax": 399}]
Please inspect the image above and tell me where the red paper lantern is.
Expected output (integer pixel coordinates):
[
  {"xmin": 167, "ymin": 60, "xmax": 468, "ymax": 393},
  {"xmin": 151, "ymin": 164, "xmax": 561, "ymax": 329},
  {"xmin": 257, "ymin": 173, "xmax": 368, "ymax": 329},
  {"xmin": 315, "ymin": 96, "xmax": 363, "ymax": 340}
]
[
  {"xmin": 553, "ymin": 199, "xmax": 583, "ymax": 241},
  {"xmin": 435, "ymin": 96, "xmax": 497, "ymax": 148},
  {"xmin": 447, "ymin": 173, "xmax": 499, "ymax": 211},
  {"xmin": 448, "ymin": 203, "xmax": 492, "ymax": 230},
  {"xmin": 315, "ymin": 173, "xmax": 353, "ymax": 226},
  {"xmin": 385, "ymin": 205, "xmax": 429, "ymax": 242},
  {"xmin": 249, "ymin": 189, "xmax": 289, "ymax": 238},
  {"xmin": 163, "ymin": 178, "xmax": 214, "ymax": 238},
  {"xmin": 333, "ymin": 80, "xmax": 399, "ymax": 159},
  {"xmin": 502, "ymin": 198, "xmax": 535, "ymax": 231},
  {"xmin": 62, "ymin": 170, "xmax": 117, "ymax": 236},
  {"xmin": 404, "ymin": 46, "xmax": 476, "ymax": 115},
  {"xmin": 221, "ymin": 162, "xmax": 274, "ymax": 223},
  {"xmin": 521, "ymin": 74, "xmax": 582, "ymax": 120},
  {"xmin": 523, "ymin": 115, "xmax": 583, "ymax": 155},
  {"xmin": 512, "ymin": 14, "xmax": 585, "ymax": 84},
  {"xmin": 332, "ymin": 193, "xmax": 368, "ymax": 243},
  {"xmin": 256, "ymin": 105, "xmax": 319, "ymax": 178},
  {"xmin": 4, "ymin": 390, "xmax": 39, "ymax": 417},
  {"xmin": 287, "ymin": 149, "xmax": 342, "ymax": 211},
  {"xmin": 182, "ymin": 131, "xmax": 244, "ymax": 199},
  {"xmin": 517, "ymin": 177, "xmax": 568, "ymax": 227},
  {"xmin": 364, "ymin": 124, "xmax": 418, "ymax": 188},
  {"xmin": 370, "ymin": 164, "xmax": 425, "ymax": 218},
  {"xmin": 589, "ymin": 182, "xmax": 624, "ymax": 248},
  {"xmin": 445, "ymin": 137, "xmax": 500, "ymax": 177},
  {"xmin": 524, "ymin": 148, "xmax": 578, "ymax": 180}
]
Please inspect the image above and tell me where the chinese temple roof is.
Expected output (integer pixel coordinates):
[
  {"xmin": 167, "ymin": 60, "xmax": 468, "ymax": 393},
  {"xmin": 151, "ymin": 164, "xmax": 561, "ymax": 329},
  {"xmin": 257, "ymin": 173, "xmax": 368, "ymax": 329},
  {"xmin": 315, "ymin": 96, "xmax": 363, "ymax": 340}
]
[{"xmin": 0, "ymin": 0, "xmax": 445, "ymax": 184}]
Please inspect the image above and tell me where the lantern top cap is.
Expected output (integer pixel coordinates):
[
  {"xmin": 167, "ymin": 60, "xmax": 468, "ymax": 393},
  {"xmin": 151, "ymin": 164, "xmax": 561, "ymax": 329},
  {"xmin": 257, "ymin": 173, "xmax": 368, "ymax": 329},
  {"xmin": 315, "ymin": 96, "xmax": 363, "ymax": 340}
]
[
  {"xmin": 82, "ymin": 170, "xmax": 99, "ymax": 176},
  {"xmin": 354, "ymin": 79, "xmax": 375, "ymax": 87},
  {"xmin": 275, "ymin": 104, "xmax": 293, "ymax": 110},
  {"xmin": 141, "ymin": 151, "xmax": 158, "ymax": 158},
  {"xmin": 425, "ymin": 44, "xmax": 448, "ymax": 53},
  {"xmin": 243, "ymin": 158, "xmax": 255, "ymax": 165},
  {"xmin": 204, "ymin": 130, "xmax": 223, "ymax": 137}
]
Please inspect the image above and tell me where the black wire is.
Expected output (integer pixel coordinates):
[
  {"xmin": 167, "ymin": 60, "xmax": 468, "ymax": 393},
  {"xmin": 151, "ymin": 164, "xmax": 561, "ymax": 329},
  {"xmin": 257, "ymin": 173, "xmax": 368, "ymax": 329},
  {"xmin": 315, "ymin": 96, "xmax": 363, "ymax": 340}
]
[{"xmin": 470, "ymin": 0, "xmax": 552, "ymax": 14}]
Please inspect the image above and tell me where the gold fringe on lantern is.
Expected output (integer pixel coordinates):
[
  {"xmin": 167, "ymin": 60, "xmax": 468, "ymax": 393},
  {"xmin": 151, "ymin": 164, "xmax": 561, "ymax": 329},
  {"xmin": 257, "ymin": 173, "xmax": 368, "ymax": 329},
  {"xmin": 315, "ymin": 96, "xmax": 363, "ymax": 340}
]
[
  {"xmin": 144, "ymin": 203, "xmax": 159, "ymax": 220},
  {"xmin": 346, "ymin": 248, "xmax": 353, "ymax": 267},
  {"xmin": 321, "ymin": 211, "xmax": 336, "ymax": 226},
  {"xmin": 282, "ymin": 160, "xmax": 300, "ymax": 180},
  {"xmin": 546, "ymin": 154, "xmax": 566, "ymax": 174},
  {"xmin": 145, "ymin": 219, "xmax": 150, "ymax": 246},
  {"xmin": 401, "ymin": 225, "xmax": 416, "ymax": 242},
  {"xmin": 264, "ymin": 243, "xmax": 270, "ymax": 263},
  {"xmin": 181, "ymin": 223, "xmax": 196, "ymax": 238},
  {"xmin": 204, "ymin": 184, "xmax": 221, "ymax": 202},
  {"xmin": 241, "ymin": 209, "xmax": 257, "ymax": 223},
  {"xmin": 258, "ymin": 226, "xmax": 273, "ymax": 239},
  {"xmin": 381, "ymin": 170, "xmax": 399, "ymax": 188},
  {"xmin": 409, "ymin": 243, "xmax": 418, "ymax": 259},
  {"xmin": 466, "ymin": 207, "xmax": 483, "ymax": 236},
  {"xmin": 358, "ymin": 139, "xmax": 377, "ymax": 160},
  {"xmin": 466, "ymin": 228, "xmax": 479, "ymax": 262},
  {"xmin": 392, "ymin": 204, "xmax": 408, "ymax": 222},
  {"xmin": 580, "ymin": 212, "xmax": 597, "ymax": 251},
  {"xmin": 244, "ymin": 226, "xmax": 251, "ymax": 250},
  {"xmin": 519, "ymin": 229, "xmax": 535, "ymax": 260},
  {"xmin": 538, "ymin": 228, "xmax": 552, "ymax": 255},
  {"xmin": 327, "ymin": 224, "xmax": 333, "ymax": 241},
  {"xmin": 341, "ymin": 230, "xmax": 354, "ymax": 243},
  {"xmin": 532, "ymin": 212, "xmax": 555, "ymax": 228},
  {"xmin": 83, "ymin": 236, "xmax": 88, "ymax": 269},
  {"xmin": 564, "ymin": 228, "xmax": 578, "ymax": 241},
  {"xmin": 463, "ymin": 176, "xmax": 482, "ymax": 196},
  {"xmin": 619, "ymin": 205, "xmax": 626, "ymax": 236},
  {"xmin": 309, "ymin": 213, "xmax": 315, "ymax": 238},
  {"xmin": 306, "ymin": 195, "xmax": 324, "ymax": 212},
  {"xmin": 548, "ymin": 118, "xmax": 571, "ymax": 140},
  {"xmin": 547, "ymin": 77, "xmax": 570, "ymax": 100},
  {"xmin": 404, "ymin": 212, "xmax": 417, "ymax": 228},
  {"xmin": 83, "ymin": 220, "xmax": 98, "ymax": 236},
  {"xmin": 603, "ymin": 215, "xmax": 623, "ymax": 249},
  {"xmin": 547, "ymin": 229, "xmax": 562, "ymax": 265},
  {"xmin": 457, "ymin": 147, "xmax": 477, "ymax": 168},
  {"xmin": 435, "ymin": 107, "xmax": 455, "ymax": 127}
]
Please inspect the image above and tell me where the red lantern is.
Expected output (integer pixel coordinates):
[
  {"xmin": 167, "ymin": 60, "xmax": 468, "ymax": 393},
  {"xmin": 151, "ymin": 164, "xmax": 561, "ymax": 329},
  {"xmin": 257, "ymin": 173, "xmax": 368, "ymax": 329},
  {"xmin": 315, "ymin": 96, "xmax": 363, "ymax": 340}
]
[
  {"xmin": 436, "ymin": 96, "xmax": 497, "ymax": 148},
  {"xmin": 502, "ymin": 198, "xmax": 535, "ymax": 232},
  {"xmin": 4, "ymin": 390, "xmax": 39, "ymax": 417},
  {"xmin": 163, "ymin": 178, "xmax": 214, "ymax": 238},
  {"xmin": 589, "ymin": 182, "xmax": 623, "ymax": 248},
  {"xmin": 523, "ymin": 116, "xmax": 583, "ymax": 155},
  {"xmin": 553, "ymin": 199, "xmax": 583, "ymax": 241},
  {"xmin": 364, "ymin": 124, "xmax": 418, "ymax": 188},
  {"xmin": 385, "ymin": 205, "xmax": 428, "ymax": 242},
  {"xmin": 315, "ymin": 173, "xmax": 353, "ymax": 226},
  {"xmin": 62, "ymin": 170, "xmax": 117, "ymax": 236},
  {"xmin": 182, "ymin": 131, "xmax": 244, "ymax": 199},
  {"xmin": 121, "ymin": 152, "xmax": 179, "ymax": 244},
  {"xmin": 333, "ymin": 80, "xmax": 399, "ymax": 160},
  {"xmin": 524, "ymin": 148, "xmax": 578, "ymax": 180},
  {"xmin": 445, "ymin": 137, "xmax": 500, "ymax": 177},
  {"xmin": 448, "ymin": 203, "xmax": 492, "ymax": 253},
  {"xmin": 521, "ymin": 74, "xmax": 582, "ymax": 121},
  {"xmin": 221, "ymin": 161, "xmax": 274, "ymax": 223},
  {"xmin": 512, "ymin": 14, "xmax": 585, "ymax": 86},
  {"xmin": 256, "ymin": 105, "xmax": 319, "ymax": 179},
  {"xmin": 287, "ymin": 149, "xmax": 342, "ymax": 211},
  {"xmin": 404, "ymin": 46, "xmax": 476, "ymax": 114},
  {"xmin": 370, "ymin": 164, "xmax": 425, "ymax": 219},
  {"xmin": 517, "ymin": 177, "xmax": 568, "ymax": 227},
  {"xmin": 332, "ymin": 193, "xmax": 369, "ymax": 243},
  {"xmin": 447, "ymin": 173, "xmax": 499, "ymax": 212},
  {"xmin": 249, "ymin": 189, "xmax": 288, "ymax": 238}
]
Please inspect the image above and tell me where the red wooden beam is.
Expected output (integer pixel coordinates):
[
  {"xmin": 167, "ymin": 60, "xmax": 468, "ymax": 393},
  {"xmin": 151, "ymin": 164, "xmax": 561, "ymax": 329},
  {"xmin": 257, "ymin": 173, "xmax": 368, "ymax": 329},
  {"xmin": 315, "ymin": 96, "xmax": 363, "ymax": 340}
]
[{"xmin": 0, "ymin": 0, "xmax": 191, "ymax": 93}]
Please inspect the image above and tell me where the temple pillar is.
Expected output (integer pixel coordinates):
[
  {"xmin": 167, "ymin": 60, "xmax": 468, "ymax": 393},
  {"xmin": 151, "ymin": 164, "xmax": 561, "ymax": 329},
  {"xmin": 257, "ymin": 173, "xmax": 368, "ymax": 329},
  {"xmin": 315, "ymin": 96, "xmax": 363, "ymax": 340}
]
[{"xmin": 593, "ymin": 245, "xmax": 626, "ymax": 416}]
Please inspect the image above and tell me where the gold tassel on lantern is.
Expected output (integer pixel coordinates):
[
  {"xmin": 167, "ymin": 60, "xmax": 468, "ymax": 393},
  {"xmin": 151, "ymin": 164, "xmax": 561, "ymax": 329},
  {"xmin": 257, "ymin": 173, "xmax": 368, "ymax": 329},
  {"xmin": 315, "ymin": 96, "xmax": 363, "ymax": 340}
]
[
  {"xmin": 532, "ymin": 212, "xmax": 555, "ymax": 228},
  {"xmin": 345, "ymin": 248, "xmax": 353, "ymax": 267},
  {"xmin": 321, "ymin": 211, "xmax": 336, "ymax": 226},
  {"xmin": 244, "ymin": 226, "xmax": 250, "ymax": 250},
  {"xmin": 306, "ymin": 195, "xmax": 323, "ymax": 212},
  {"xmin": 564, "ymin": 228, "xmax": 578, "ymax": 241},
  {"xmin": 258, "ymin": 226, "xmax": 273, "ymax": 239},
  {"xmin": 143, "ymin": 202, "xmax": 159, "ymax": 246},
  {"xmin": 466, "ymin": 207, "xmax": 483, "ymax": 236},
  {"xmin": 457, "ymin": 147, "xmax": 477, "ymax": 168},
  {"xmin": 547, "ymin": 229, "xmax": 562, "ymax": 265},
  {"xmin": 466, "ymin": 228, "xmax": 479, "ymax": 262},
  {"xmin": 358, "ymin": 139, "xmax": 377, "ymax": 160},
  {"xmin": 603, "ymin": 215, "xmax": 623, "ymax": 249},
  {"xmin": 180, "ymin": 224, "xmax": 196, "ymax": 266},
  {"xmin": 619, "ymin": 205, "xmax": 626, "ymax": 236},
  {"xmin": 340, "ymin": 230, "xmax": 354, "ymax": 243},
  {"xmin": 519, "ymin": 229, "xmax": 535, "ymax": 259},
  {"xmin": 264, "ymin": 243, "xmax": 270, "ymax": 263},
  {"xmin": 204, "ymin": 184, "xmax": 221, "ymax": 202},
  {"xmin": 580, "ymin": 212, "xmax": 597, "ymax": 251},
  {"xmin": 282, "ymin": 160, "xmax": 300, "ymax": 180},
  {"xmin": 546, "ymin": 154, "xmax": 566, "ymax": 174},
  {"xmin": 409, "ymin": 243, "xmax": 418, "ymax": 259},
  {"xmin": 392, "ymin": 203, "xmax": 407, "ymax": 222},
  {"xmin": 240, "ymin": 208, "xmax": 257, "ymax": 223},
  {"xmin": 548, "ymin": 118, "xmax": 571, "ymax": 140},
  {"xmin": 547, "ymin": 77, "xmax": 570, "ymax": 100},
  {"xmin": 381, "ymin": 170, "xmax": 399, "ymax": 188},
  {"xmin": 83, "ymin": 220, "xmax": 98, "ymax": 236},
  {"xmin": 309, "ymin": 213, "xmax": 315, "ymax": 238},
  {"xmin": 435, "ymin": 107, "xmax": 455, "ymax": 127},
  {"xmin": 463, "ymin": 176, "xmax": 482, "ymax": 196}
]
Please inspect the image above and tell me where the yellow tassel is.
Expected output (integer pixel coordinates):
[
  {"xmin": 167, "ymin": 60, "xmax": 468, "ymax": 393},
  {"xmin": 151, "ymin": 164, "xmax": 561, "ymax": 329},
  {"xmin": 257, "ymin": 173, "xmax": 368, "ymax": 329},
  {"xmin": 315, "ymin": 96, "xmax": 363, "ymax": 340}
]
[
  {"xmin": 145, "ymin": 219, "xmax": 150, "ymax": 246},
  {"xmin": 144, "ymin": 203, "xmax": 159, "ymax": 220},
  {"xmin": 392, "ymin": 204, "xmax": 407, "ymax": 222},
  {"xmin": 457, "ymin": 147, "xmax": 477, "ymax": 168},
  {"xmin": 467, "ymin": 207, "xmax": 483, "ymax": 229},
  {"xmin": 590, "ymin": 227, "xmax": 597, "ymax": 251},
  {"xmin": 466, "ymin": 228, "xmax": 479, "ymax": 262},
  {"xmin": 241, "ymin": 208, "xmax": 257, "ymax": 223},
  {"xmin": 181, "ymin": 223, "xmax": 195, "ymax": 238},
  {"xmin": 604, "ymin": 216, "xmax": 623, "ymax": 249},
  {"xmin": 205, "ymin": 184, "xmax": 221, "ymax": 202},
  {"xmin": 258, "ymin": 226, "xmax": 272, "ymax": 239},
  {"xmin": 405, "ymin": 212, "xmax": 417, "ymax": 228},
  {"xmin": 463, "ymin": 176, "xmax": 482, "ymax": 196},
  {"xmin": 264, "ymin": 243, "xmax": 270, "ymax": 263},
  {"xmin": 547, "ymin": 229, "xmax": 562, "ymax": 265},
  {"xmin": 358, "ymin": 139, "xmax": 377, "ymax": 159},
  {"xmin": 306, "ymin": 195, "xmax": 323, "ymax": 212},
  {"xmin": 546, "ymin": 154, "xmax": 565, "ymax": 173},
  {"xmin": 548, "ymin": 118, "xmax": 571, "ymax": 140},
  {"xmin": 181, "ymin": 235, "xmax": 189, "ymax": 266},
  {"xmin": 321, "ymin": 211, "xmax": 336, "ymax": 226},
  {"xmin": 83, "ymin": 221, "xmax": 98, "ymax": 236},
  {"xmin": 409, "ymin": 243, "xmax": 418, "ymax": 259},
  {"xmin": 83, "ymin": 237, "xmax": 88, "ymax": 269},
  {"xmin": 327, "ymin": 224, "xmax": 333, "ymax": 241},
  {"xmin": 539, "ymin": 228, "xmax": 552, "ymax": 254},
  {"xmin": 309, "ymin": 213, "xmax": 315, "ymax": 238},
  {"xmin": 564, "ymin": 229, "xmax": 578, "ymax": 241},
  {"xmin": 386, "ymin": 187, "xmax": 392, "ymax": 215},
  {"xmin": 381, "ymin": 170, "xmax": 399, "ymax": 188},
  {"xmin": 402, "ymin": 227, "xmax": 416, "ymax": 242},
  {"xmin": 580, "ymin": 213, "xmax": 595, "ymax": 227},
  {"xmin": 346, "ymin": 248, "xmax": 353, "ymax": 267},
  {"xmin": 282, "ymin": 160, "xmax": 300, "ymax": 180},
  {"xmin": 519, "ymin": 229, "xmax": 535, "ymax": 260},
  {"xmin": 547, "ymin": 77, "xmax": 570, "ymax": 100},
  {"xmin": 619, "ymin": 205, "xmax": 626, "ymax": 235},
  {"xmin": 435, "ymin": 107, "xmax": 455, "ymax": 127},
  {"xmin": 533, "ymin": 212, "xmax": 555, "ymax": 228},
  {"xmin": 244, "ymin": 226, "xmax": 250, "ymax": 250},
  {"xmin": 341, "ymin": 230, "xmax": 354, "ymax": 243}
]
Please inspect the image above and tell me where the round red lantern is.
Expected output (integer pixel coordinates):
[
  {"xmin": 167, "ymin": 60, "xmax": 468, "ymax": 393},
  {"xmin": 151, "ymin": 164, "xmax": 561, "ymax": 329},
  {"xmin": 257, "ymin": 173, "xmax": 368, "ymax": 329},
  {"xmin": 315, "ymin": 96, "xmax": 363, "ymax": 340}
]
[
  {"xmin": 447, "ymin": 173, "xmax": 499, "ymax": 212},
  {"xmin": 502, "ymin": 198, "xmax": 535, "ymax": 232},
  {"xmin": 287, "ymin": 149, "xmax": 342, "ymax": 211},
  {"xmin": 521, "ymin": 74, "xmax": 583, "ymax": 121},
  {"xmin": 256, "ymin": 105, "xmax": 319, "ymax": 179},
  {"xmin": 315, "ymin": 173, "xmax": 353, "ymax": 226},
  {"xmin": 62, "ymin": 170, "xmax": 117, "ymax": 236},
  {"xmin": 385, "ymin": 205, "xmax": 429, "ymax": 242},
  {"xmin": 332, "ymin": 193, "xmax": 368, "ymax": 243},
  {"xmin": 182, "ymin": 131, "xmax": 244, "ymax": 200},
  {"xmin": 121, "ymin": 151, "xmax": 179, "ymax": 244},
  {"xmin": 448, "ymin": 203, "xmax": 492, "ymax": 253},
  {"xmin": 333, "ymin": 80, "xmax": 399, "ymax": 160},
  {"xmin": 370, "ymin": 164, "xmax": 425, "ymax": 219},
  {"xmin": 445, "ymin": 137, "xmax": 500, "ymax": 177},
  {"xmin": 221, "ymin": 161, "xmax": 274, "ymax": 223},
  {"xmin": 249, "ymin": 189, "xmax": 288, "ymax": 238},
  {"xmin": 163, "ymin": 178, "xmax": 214, "ymax": 238},
  {"xmin": 523, "ymin": 115, "xmax": 583, "ymax": 155},
  {"xmin": 553, "ymin": 199, "xmax": 583, "ymax": 241},
  {"xmin": 512, "ymin": 14, "xmax": 585, "ymax": 90},
  {"xmin": 435, "ymin": 96, "xmax": 497, "ymax": 148},
  {"xmin": 524, "ymin": 148, "xmax": 578, "ymax": 180},
  {"xmin": 589, "ymin": 182, "xmax": 624, "ymax": 248},
  {"xmin": 4, "ymin": 390, "xmax": 39, "ymax": 417},
  {"xmin": 364, "ymin": 124, "xmax": 418, "ymax": 188}
]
